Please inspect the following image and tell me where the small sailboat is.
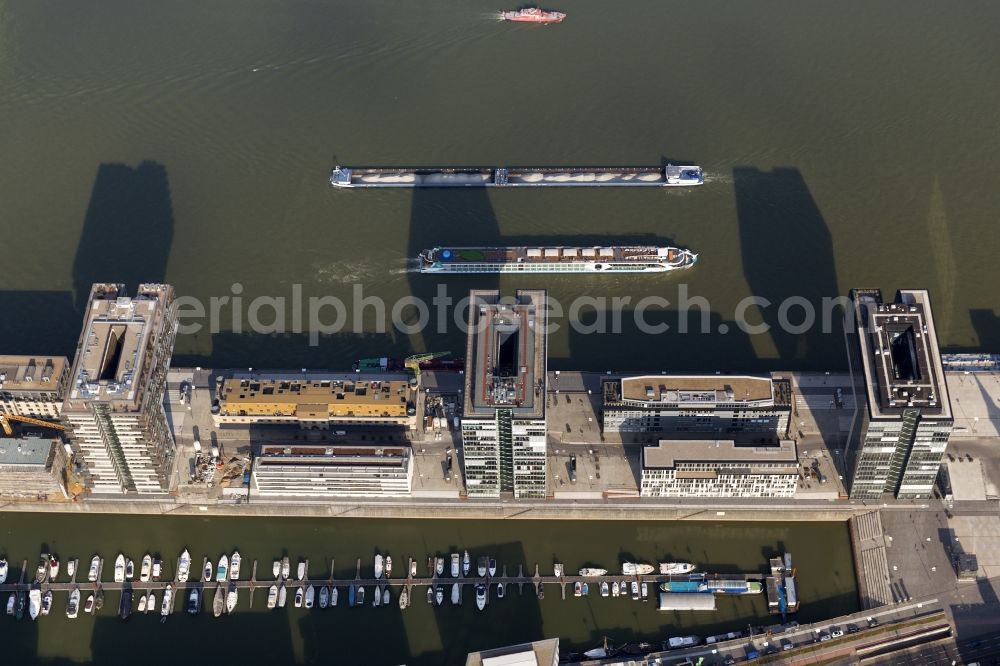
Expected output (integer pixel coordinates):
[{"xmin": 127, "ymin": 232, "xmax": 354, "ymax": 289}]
[
  {"xmin": 434, "ymin": 586, "xmax": 443, "ymax": 606},
  {"xmin": 146, "ymin": 592, "xmax": 155, "ymax": 615},
  {"xmin": 488, "ymin": 558, "xmax": 497, "ymax": 577},
  {"xmin": 450, "ymin": 553, "xmax": 460, "ymax": 578},
  {"xmin": 296, "ymin": 560, "xmax": 306, "ymax": 581},
  {"xmin": 294, "ymin": 586, "xmax": 304, "ymax": 608},
  {"xmin": 0, "ymin": 558, "xmax": 8, "ymax": 585},
  {"xmin": 84, "ymin": 594, "xmax": 94, "ymax": 614},
  {"xmin": 399, "ymin": 586, "xmax": 409, "ymax": 609},
  {"xmin": 140, "ymin": 554, "xmax": 152, "ymax": 582},
  {"xmin": 138, "ymin": 595, "xmax": 147, "ymax": 613},
  {"xmin": 574, "ymin": 581, "xmax": 582, "ymax": 597},
  {"xmin": 497, "ymin": 582, "xmax": 505, "ymax": 599},
  {"xmin": 477, "ymin": 556, "xmax": 487, "ymax": 578},
  {"xmin": 451, "ymin": 582, "xmax": 460, "ymax": 605},
  {"xmin": 463, "ymin": 550, "xmax": 471, "ymax": 576},
  {"xmin": 188, "ymin": 587, "xmax": 200, "ymax": 614},
  {"xmin": 161, "ymin": 584, "xmax": 173, "ymax": 618},
  {"xmin": 267, "ymin": 585, "xmax": 278, "ymax": 609},
  {"xmin": 66, "ymin": 588, "xmax": 80, "ymax": 618},
  {"xmin": 87, "ymin": 555, "xmax": 100, "ymax": 583},
  {"xmin": 113, "ymin": 554, "xmax": 126, "ymax": 583},
  {"xmin": 272, "ymin": 560, "xmax": 280, "ymax": 579},
  {"xmin": 305, "ymin": 585, "xmax": 315, "ymax": 609},
  {"xmin": 212, "ymin": 584, "xmax": 225, "ymax": 617},
  {"xmin": 151, "ymin": 558, "xmax": 161, "ymax": 581},
  {"xmin": 601, "ymin": 581, "xmax": 610, "ymax": 597},
  {"xmin": 331, "ymin": 586, "xmax": 338, "ymax": 607},
  {"xmin": 382, "ymin": 587, "xmax": 390, "ymax": 606},
  {"xmin": 203, "ymin": 559, "xmax": 213, "ymax": 582},
  {"xmin": 281, "ymin": 557, "xmax": 290, "ymax": 580},
  {"xmin": 475, "ymin": 584, "xmax": 487, "ymax": 611},
  {"xmin": 230, "ymin": 551, "xmax": 241, "ymax": 580},
  {"xmin": 225, "ymin": 582, "xmax": 238, "ymax": 614},
  {"xmin": 41, "ymin": 590, "xmax": 53, "ymax": 615},
  {"xmin": 177, "ymin": 550, "xmax": 191, "ymax": 583},
  {"xmin": 215, "ymin": 554, "xmax": 229, "ymax": 583},
  {"xmin": 124, "ymin": 558, "xmax": 134, "ymax": 581},
  {"xmin": 278, "ymin": 584, "xmax": 288, "ymax": 608},
  {"xmin": 385, "ymin": 555, "xmax": 392, "ymax": 578},
  {"xmin": 49, "ymin": 556, "xmax": 60, "ymax": 581},
  {"xmin": 435, "ymin": 557, "xmax": 444, "ymax": 577},
  {"xmin": 67, "ymin": 559, "xmax": 77, "ymax": 580},
  {"xmin": 318, "ymin": 585, "xmax": 329, "ymax": 609},
  {"xmin": 374, "ymin": 554, "xmax": 384, "ymax": 580},
  {"xmin": 426, "ymin": 586, "xmax": 434, "ymax": 604}
]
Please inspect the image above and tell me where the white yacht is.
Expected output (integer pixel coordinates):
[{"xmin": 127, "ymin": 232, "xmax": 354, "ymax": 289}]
[
  {"xmin": 140, "ymin": 554, "xmax": 152, "ymax": 582},
  {"xmin": 138, "ymin": 595, "xmax": 147, "ymax": 613},
  {"xmin": 281, "ymin": 557, "xmax": 290, "ymax": 580},
  {"xmin": 305, "ymin": 585, "xmax": 315, "ymax": 609},
  {"xmin": 66, "ymin": 588, "xmax": 80, "ymax": 618},
  {"xmin": 622, "ymin": 562, "xmax": 655, "ymax": 576},
  {"xmin": 450, "ymin": 553, "xmax": 460, "ymax": 578},
  {"xmin": 28, "ymin": 588, "xmax": 42, "ymax": 620},
  {"xmin": 267, "ymin": 585, "xmax": 278, "ymax": 609},
  {"xmin": 318, "ymin": 585, "xmax": 329, "ymax": 609},
  {"xmin": 272, "ymin": 560, "xmax": 280, "ymax": 579},
  {"xmin": 296, "ymin": 560, "xmax": 306, "ymax": 581},
  {"xmin": 113, "ymin": 554, "xmax": 126, "ymax": 583},
  {"xmin": 278, "ymin": 584, "xmax": 287, "ymax": 608},
  {"xmin": 66, "ymin": 559, "xmax": 77, "ymax": 580},
  {"xmin": 374, "ymin": 554, "xmax": 384, "ymax": 580},
  {"xmin": 331, "ymin": 586, "xmax": 338, "ymax": 607},
  {"xmin": 161, "ymin": 584, "xmax": 173, "ymax": 617},
  {"xmin": 203, "ymin": 559, "xmax": 213, "ymax": 582},
  {"xmin": 578, "ymin": 568, "xmax": 607, "ymax": 577},
  {"xmin": 659, "ymin": 562, "xmax": 697, "ymax": 575},
  {"xmin": 41, "ymin": 590, "xmax": 53, "ymax": 615},
  {"xmin": 177, "ymin": 550, "xmax": 191, "ymax": 583},
  {"xmin": 475, "ymin": 584, "xmax": 487, "ymax": 611},
  {"xmin": 463, "ymin": 551, "xmax": 471, "ymax": 576},
  {"xmin": 451, "ymin": 583, "xmax": 460, "ymax": 605},
  {"xmin": 187, "ymin": 587, "xmax": 200, "ymax": 615},
  {"xmin": 226, "ymin": 583, "xmax": 238, "ymax": 614},
  {"xmin": 230, "ymin": 551, "xmax": 242, "ymax": 580},
  {"xmin": 87, "ymin": 555, "xmax": 100, "ymax": 583},
  {"xmin": 294, "ymin": 587, "xmax": 304, "ymax": 608},
  {"xmin": 216, "ymin": 554, "xmax": 229, "ymax": 582},
  {"xmin": 0, "ymin": 558, "xmax": 7, "ymax": 585}
]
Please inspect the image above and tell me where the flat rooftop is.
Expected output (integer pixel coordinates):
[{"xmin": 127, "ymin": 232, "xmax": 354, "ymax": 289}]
[
  {"xmin": 220, "ymin": 374, "xmax": 412, "ymax": 418},
  {"xmin": 609, "ymin": 374, "xmax": 788, "ymax": 406},
  {"xmin": 852, "ymin": 289, "xmax": 952, "ymax": 419},
  {"xmin": 642, "ymin": 439, "xmax": 798, "ymax": 469},
  {"xmin": 65, "ymin": 283, "xmax": 173, "ymax": 407},
  {"xmin": 0, "ymin": 355, "xmax": 67, "ymax": 393},
  {"xmin": 465, "ymin": 638, "xmax": 559, "ymax": 666},
  {"xmin": 256, "ymin": 444, "xmax": 410, "ymax": 469},
  {"xmin": 0, "ymin": 436, "xmax": 55, "ymax": 466},
  {"xmin": 463, "ymin": 290, "xmax": 547, "ymax": 419}
]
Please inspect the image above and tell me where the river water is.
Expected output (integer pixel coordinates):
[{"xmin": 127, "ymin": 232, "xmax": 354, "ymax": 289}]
[
  {"xmin": 1, "ymin": 0, "xmax": 999, "ymax": 372},
  {"xmin": 0, "ymin": 514, "xmax": 857, "ymax": 665}
]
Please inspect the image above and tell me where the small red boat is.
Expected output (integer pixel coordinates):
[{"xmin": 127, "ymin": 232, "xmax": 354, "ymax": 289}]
[{"xmin": 500, "ymin": 7, "xmax": 566, "ymax": 23}]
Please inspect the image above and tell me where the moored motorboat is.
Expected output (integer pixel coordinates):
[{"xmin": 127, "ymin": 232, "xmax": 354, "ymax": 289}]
[
  {"xmin": 215, "ymin": 554, "xmax": 229, "ymax": 583},
  {"xmin": 0, "ymin": 558, "xmax": 8, "ymax": 585},
  {"xmin": 305, "ymin": 585, "xmax": 315, "ymax": 609},
  {"xmin": 383, "ymin": 587, "xmax": 390, "ymax": 605},
  {"xmin": 230, "ymin": 551, "xmax": 241, "ymax": 580},
  {"xmin": 373, "ymin": 584, "xmax": 381, "ymax": 608},
  {"xmin": 659, "ymin": 562, "xmax": 697, "ymax": 575},
  {"xmin": 475, "ymin": 584, "xmax": 487, "ymax": 611},
  {"xmin": 356, "ymin": 586, "xmax": 365, "ymax": 606},
  {"xmin": 582, "ymin": 582, "xmax": 589, "ymax": 596},
  {"xmin": 272, "ymin": 560, "xmax": 280, "ymax": 579},
  {"xmin": 574, "ymin": 582, "xmax": 582, "ymax": 597},
  {"xmin": 177, "ymin": 550, "xmax": 191, "ymax": 583},
  {"xmin": 140, "ymin": 554, "xmax": 152, "ymax": 582},
  {"xmin": 294, "ymin": 586, "xmax": 304, "ymax": 608},
  {"xmin": 139, "ymin": 593, "xmax": 148, "ymax": 613},
  {"xmin": 612, "ymin": 581, "xmax": 620, "ymax": 597},
  {"xmin": 450, "ymin": 553, "xmax": 460, "ymax": 578},
  {"xmin": 435, "ymin": 557, "xmax": 444, "ymax": 577},
  {"xmin": 212, "ymin": 584, "xmax": 225, "ymax": 617},
  {"xmin": 296, "ymin": 560, "xmax": 306, "ymax": 581},
  {"xmin": 374, "ymin": 554, "xmax": 384, "ymax": 580},
  {"xmin": 667, "ymin": 636, "xmax": 701, "ymax": 649},
  {"xmin": 399, "ymin": 586, "xmax": 409, "ymax": 609},
  {"xmin": 151, "ymin": 558, "xmax": 161, "ymax": 581},
  {"xmin": 67, "ymin": 559, "xmax": 77, "ymax": 580},
  {"xmin": 281, "ymin": 557, "xmax": 290, "ymax": 580},
  {"xmin": 83, "ymin": 594, "xmax": 94, "ymax": 614},
  {"xmin": 631, "ymin": 581, "xmax": 640, "ymax": 600},
  {"xmin": 426, "ymin": 586, "xmax": 434, "ymax": 604},
  {"xmin": 41, "ymin": 590, "xmax": 52, "ymax": 615},
  {"xmin": 578, "ymin": 568, "xmax": 607, "ymax": 577},
  {"xmin": 225, "ymin": 582, "xmax": 238, "ymax": 614},
  {"xmin": 497, "ymin": 582, "xmax": 505, "ymax": 598},
  {"xmin": 477, "ymin": 556, "xmax": 487, "ymax": 578},
  {"xmin": 434, "ymin": 586, "xmax": 443, "ymax": 606},
  {"xmin": 641, "ymin": 582, "xmax": 649, "ymax": 600},
  {"xmin": 88, "ymin": 555, "xmax": 100, "ymax": 583},
  {"xmin": 267, "ymin": 585, "xmax": 278, "ymax": 609},
  {"xmin": 49, "ymin": 556, "xmax": 60, "ymax": 581},
  {"xmin": 36, "ymin": 554, "xmax": 48, "ymax": 582},
  {"xmin": 66, "ymin": 588, "xmax": 80, "ymax": 618},
  {"xmin": 124, "ymin": 558, "xmax": 134, "ymax": 581},
  {"xmin": 203, "ymin": 559, "xmax": 213, "ymax": 582},
  {"xmin": 113, "ymin": 554, "xmax": 126, "ymax": 583},
  {"xmin": 28, "ymin": 587, "xmax": 42, "ymax": 620},
  {"xmin": 278, "ymin": 584, "xmax": 287, "ymax": 608},
  {"xmin": 318, "ymin": 585, "xmax": 329, "ymax": 609},
  {"xmin": 410, "ymin": 559, "xmax": 417, "ymax": 578},
  {"xmin": 385, "ymin": 555, "xmax": 392, "ymax": 578},
  {"xmin": 488, "ymin": 558, "xmax": 497, "ymax": 577},
  {"xmin": 161, "ymin": 584, "xmax": 173, "ymax": 617},
  {"xmin": 331, "ymin": 586, "xmax": 338, "ymax": 607},
  {"xmin": 601, "ymin": 581, "xmax": 610, "ymax": 597},
  {"xmin": 622, "ymin": 562, "xmax": 655, "ymax": 576},
  {"xmin": 188, "ymin": 587, "xmax": 200, "ymax": 614},
  {"xmin": 145, "ymin": 592, "xmax": 155, "ymax": 614},
  {"xmin": 451, "ymin": 582, "xmax": 460, "ymax": 605},
  {"xmin": 463, "ymin": 550, "xmax": 471, "ymax": 576},
  {"xmin": 7, "ymin": 592, "xmax": 16, "ymax": 616}
]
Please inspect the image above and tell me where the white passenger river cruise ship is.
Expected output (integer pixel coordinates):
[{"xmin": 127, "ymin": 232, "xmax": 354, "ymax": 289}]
[{"xmin": 417, "ymin": 246, "xmax": 698, "ymax": 274}]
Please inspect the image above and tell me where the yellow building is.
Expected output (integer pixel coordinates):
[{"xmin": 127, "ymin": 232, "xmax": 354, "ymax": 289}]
[{"xmin": 214, "ymin": 373, "xmax": 416, "ymax": 429}]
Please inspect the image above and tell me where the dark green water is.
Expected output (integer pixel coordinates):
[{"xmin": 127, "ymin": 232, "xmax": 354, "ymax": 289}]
[
  {"xmin": 0, "ymin": 515, "xmax": 857, "ymax": 664},
  {"xmin": 1, "ymin": 0, "xmax": 999, "ymax": 372}
]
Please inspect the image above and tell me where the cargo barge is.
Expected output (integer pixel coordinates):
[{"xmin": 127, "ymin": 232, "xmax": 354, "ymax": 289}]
[
  {"xmin": 330, "ymin": 164, "xmax": 704, "ymax": 188},
  {"xmin": 418, "ymin": 245, "xmax": 697, "ymax": 274}
]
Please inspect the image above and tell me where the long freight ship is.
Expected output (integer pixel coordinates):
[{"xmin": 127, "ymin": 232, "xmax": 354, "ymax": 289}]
[
  {"xmin": 330, "ymin": 164, "xmax": 703, "ymax": 188},
  {"xmin": 418, "ymin": 245, "xmax": 697, "ymax": 274}
]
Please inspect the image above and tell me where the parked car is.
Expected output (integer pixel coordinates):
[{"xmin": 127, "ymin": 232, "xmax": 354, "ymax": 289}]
[
  {"xmin": 831, "ymin": 628, "xmax": 844, "ymax": 638},
  {"xmin": 847, "ymin": 623, "xmax": 860, "ymax": 634}
]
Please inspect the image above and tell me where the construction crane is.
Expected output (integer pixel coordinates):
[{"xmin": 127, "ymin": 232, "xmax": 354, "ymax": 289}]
[
  {"xmin": 0, "ymin": 413, "xmax": 67, "ymax": 437},
  {"xmin": 403, "ymin": 352, "xmax": 451, "ymax": 381}
]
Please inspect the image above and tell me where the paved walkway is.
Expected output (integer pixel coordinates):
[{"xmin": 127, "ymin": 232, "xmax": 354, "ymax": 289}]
[{"xmin": 852, "ymin": 511, "xmax": 894, "ymax": 609}]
